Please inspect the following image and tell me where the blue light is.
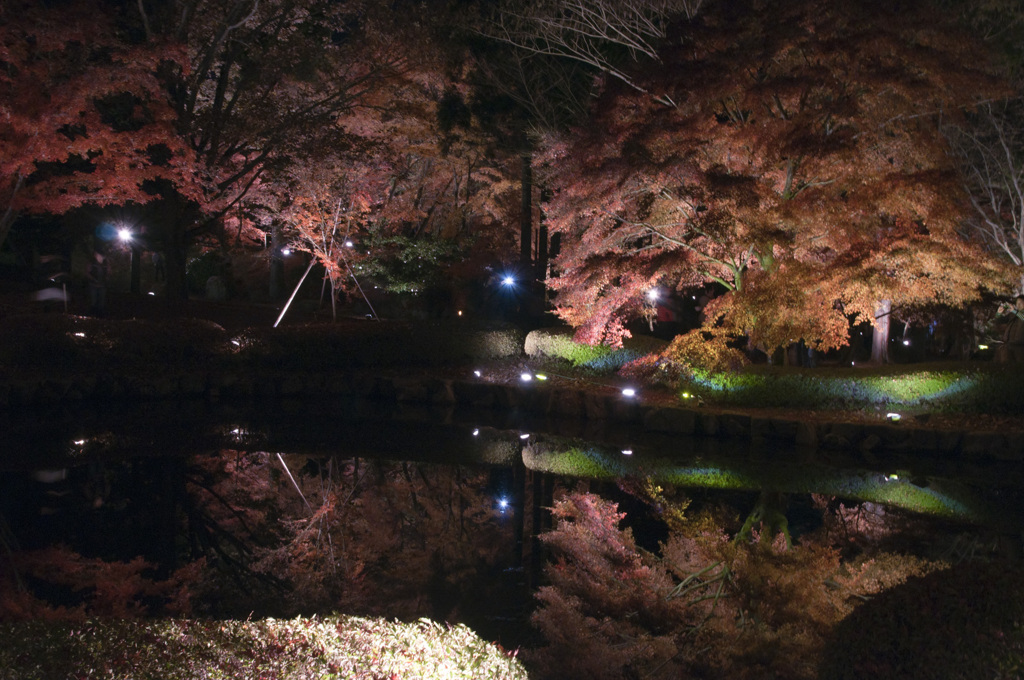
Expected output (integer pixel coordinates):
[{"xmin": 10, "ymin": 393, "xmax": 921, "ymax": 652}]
[
  {"xmin": 502, "ymin": 275, "xmax": 515, "ymax": 286},
  {"xmin": 498, "ymin": 497, "xmax": 509, "ymax": 510}
]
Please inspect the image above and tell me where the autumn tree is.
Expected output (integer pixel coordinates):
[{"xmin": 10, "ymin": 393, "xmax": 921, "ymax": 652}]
[
  {"xmin": 0, "ymin": 0, "xmax": 201, "ymax": 255},
  {"xmin": 124, "ymin": 0, "xmax": 407, "ymax": 299},
  {"xmin": 540, "ymin": 0, "xmax": 1016, "ymax": 362},
  {"xmin": 273, "ymin": 36, "xmax": 522, "ymax": 316}
]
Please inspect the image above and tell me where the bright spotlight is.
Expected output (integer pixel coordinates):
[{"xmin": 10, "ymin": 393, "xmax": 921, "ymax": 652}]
[
  {"xmin": 345, "ymin": 241, "xmax": 353, "ymax": 247},
  {"xmin": 519, "ymin": 433, "xmax": 530, "ymax": 440},
  {"xmin": 520, "ymin": 372, "xmax": 532, "ymax": 382},
  {"xmin": 281, "ymin": 248, "xmax": 291, "ymax": 256},
  {"xmin": 502, "ymin": 275, "xmax": 515, "ymax": 286},
  {"xmin": 498, "ymin": 498, "xmax": 509, "ymax": 510},
  {"xmin": 622, "ymin": 387, "xmax": 637, "ymax": 398},
  {"xmin": 902, "ymin": 339, "xmax": 910, "ymax": 346},
  {"xmin": 117, "ymin": 228, "xmax": 132, "ymax": 242},
  {"xmin": 647, "ymin": 289, "xmax": 659, "ymax": 301},
  {"xmin": 622, "ymin": 449, "xmax": 633, "ymax": 456},
  {"xmin": 886, "ymin": 413, "xmax": 901, "ymax": 422}
]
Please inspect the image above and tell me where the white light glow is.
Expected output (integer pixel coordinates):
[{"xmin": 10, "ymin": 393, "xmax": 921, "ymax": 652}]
[
  {"xmin": 345, "ymin": 241, "xmax": 353, "ymax": 247},
  {"xmin": 472, "ymin": 429, "xmax": 479, "ymax": 436},
  {"xmin": 73, "ymin": 439, "xmax": 85, "ymax": 446},
  {"xmin": 231, "ymin": 340, "xmax": 240, "ymax": 346},
  {"xmin": 520, "ymin": 433, "xmax": 530, "ymax": 440},
  {"xmin": 117, "ymin": 228, "xmax": 132, "ymax": 242},
  {"xmin": 622, "ymin": 388, "xmax": 636, "ymax": 397},
  {"xmin": 622, "ymin": 449, "xmax": 633, "ymax": 455},
  {"xmin": 74, "ymin": 332, "xmax": 86, "ymax": 338},
  {"xmin": 647, "ymin": 289, "xmax": 659, "ymax": 301},
  {"xmin": 281, "ymin": 248, "xmax": 291, "ymax": 255},
  {"xmin": 502, "ymin": 276, "xmax": 515, "ymax": 286},
  {"xmin": 473, "ymin": 370, "xmax": 481, "ymax": 377},
  {"xmin": 520, "ymin": 372, "xmax": 532, "ymax": 381},
  {"xmin": 902, "ymin": 339, "xmax": 910, "ymax": 346},
  {"xmin": 886, "ymin": 413, "xmax": 901, "ymax": 422},
  {"xmin": 498, "ymin": 498, "xmax": 509, "ymax": 509}
]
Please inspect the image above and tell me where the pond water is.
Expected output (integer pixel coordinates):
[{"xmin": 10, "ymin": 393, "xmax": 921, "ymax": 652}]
[{"xmin": 2, "ymin": 396, "xmax": 1022, "ymax": 654}]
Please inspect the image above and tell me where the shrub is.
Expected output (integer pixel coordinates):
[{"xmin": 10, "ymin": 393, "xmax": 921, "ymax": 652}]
[{"xmin": 524, "ymin": 327, "xmax": 666, "ymax": 372}]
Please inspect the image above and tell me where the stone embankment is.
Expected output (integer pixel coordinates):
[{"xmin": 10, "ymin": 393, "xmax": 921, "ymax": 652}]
[{"xmin": 1, "ymin": 368, "xmax": 1020, "ymax": 462}]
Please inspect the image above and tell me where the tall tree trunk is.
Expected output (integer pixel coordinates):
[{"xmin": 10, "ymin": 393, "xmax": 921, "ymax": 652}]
[
  {"xmin": 536, "ymin": 186, "xmax": 550, "ymax": 282},
  {"xmin": 269, "ymin": 220, "xmax": 285, "ymax": 301},
  {"xmin": 870, "ymin": 299, "xmax": 891, "ymax": 364},
  {"xmin": 520, "ymin": 154, "xmax": 532, "ymax": 272}
]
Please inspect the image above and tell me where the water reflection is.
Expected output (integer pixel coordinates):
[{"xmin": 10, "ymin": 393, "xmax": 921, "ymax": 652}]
[{"xmin": 2, "ymin": 399, "xmax": 1022, "ymax": 664}]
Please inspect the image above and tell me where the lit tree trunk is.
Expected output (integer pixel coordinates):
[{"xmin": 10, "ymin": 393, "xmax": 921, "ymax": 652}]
[
  {"xmin": 520, "ymin": 154, "xmax": 532, "ymax": 271},
  {"xmin": 269, "ymin": 220, "xmax": 285, "ymax": 300},
  {"xmin": 536, "ymin": 186, "xmax": 550, "ymax": 281},
  {"xmin": 870, "ymin": 299, "xmax": 892, "ymax": 364}
]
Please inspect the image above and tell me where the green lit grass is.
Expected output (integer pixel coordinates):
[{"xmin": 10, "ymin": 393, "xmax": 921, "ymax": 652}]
[
  {"xmin": 682, "ymin": 363, "xmax": 1024, "ymax": 414},
  {"xmin": 0, "ymin": 615, "xmax": 527, "ymax": 680}
]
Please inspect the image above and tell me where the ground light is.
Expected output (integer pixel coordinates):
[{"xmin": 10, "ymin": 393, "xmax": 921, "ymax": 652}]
[
  {"xmin": 520, "ymin": 372, "xmax": 532, "ymax": 381},
  {"xmin": 622, "ymin": 387, "xmax": 637, "ymax": 397},
  {"xmin": 886, "ymin": 413, "xmax": 902, "ymax": 422}
]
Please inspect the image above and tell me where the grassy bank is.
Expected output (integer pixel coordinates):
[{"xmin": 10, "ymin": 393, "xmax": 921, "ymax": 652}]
[{"xmin": 524, "ymin": 328, "xmax": 1024, "ymax": 417}]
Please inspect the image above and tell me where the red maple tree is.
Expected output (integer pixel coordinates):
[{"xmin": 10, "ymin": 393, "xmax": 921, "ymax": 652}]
[
  {"xmin": 540, "ymin": 0, "xmax": 1016, "ymax": 361},
  {"xmin": 0, "ymin": 0, "xmax": 201, "ymax": 252}
]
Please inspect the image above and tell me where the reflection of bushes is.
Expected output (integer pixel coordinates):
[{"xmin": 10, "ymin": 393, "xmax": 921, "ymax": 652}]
[{"xmin": 527, "ymin": 492, "xmax": 949, "ymax": 680}]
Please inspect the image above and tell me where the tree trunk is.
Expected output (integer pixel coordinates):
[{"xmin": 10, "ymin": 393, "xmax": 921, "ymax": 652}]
[
  {"xmin": 536, "ymin": 186, "xmax": 550, "ymax": 282},
  {"xmin": 163, "ymin": 213, "xmax": 189, "ymax": 301},
  {"xmin": 269, "ymin": 220, "xmax": 285, "ymax": 301},
  {"xmin": 870, "ymin": 299, "xmax": 891, "ymax": 364},
  {"xmin": 520, "ymin": 154, "xmax": 532, "ymax": 272}
]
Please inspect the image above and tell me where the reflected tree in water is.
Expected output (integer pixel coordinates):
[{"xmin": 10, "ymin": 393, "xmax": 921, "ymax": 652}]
[
  {"xmin": 526, "ymin": 490, "xmax": 948, "ymax": 680},
  {"xmin": 184, "ymin": 450, "xmax": 513, "ymax": 622}
]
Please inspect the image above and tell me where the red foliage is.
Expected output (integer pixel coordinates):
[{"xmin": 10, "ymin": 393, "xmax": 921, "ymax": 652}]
[
  {"xmin": 0, "ymin": 0, "xmax": 200, "ymax": 243},
  {"xmin": 540, "ymin": 0, "xmax": 1016, "ymax": 356}
]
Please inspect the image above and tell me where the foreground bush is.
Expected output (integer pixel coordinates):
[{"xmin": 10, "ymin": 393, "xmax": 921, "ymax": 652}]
[{"xmin": 0, "ymin": 615, "xmax": 527, "ymax": 680}]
